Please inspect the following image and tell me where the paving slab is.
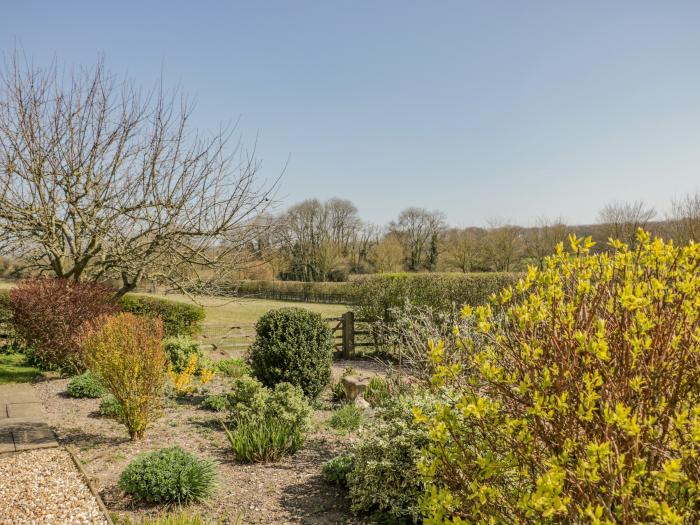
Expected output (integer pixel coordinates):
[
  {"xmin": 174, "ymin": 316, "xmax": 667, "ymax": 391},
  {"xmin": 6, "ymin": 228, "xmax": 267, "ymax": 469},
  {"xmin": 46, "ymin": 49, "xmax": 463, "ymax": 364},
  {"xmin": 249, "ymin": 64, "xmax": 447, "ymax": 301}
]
[
  {"xmin": 0, "ymin": 383, "xmax": 58, "ymax": 453},
  {"xmin": 0, "ymin": 429, "xmax": 13, "ymax": 453},
  {"xmin": 0, "ymin": 383, "xmax": 38, "ymax": 405},
  {"xmin": 6, "ymin": 402, "xmax": 45, "ymax": 419}
]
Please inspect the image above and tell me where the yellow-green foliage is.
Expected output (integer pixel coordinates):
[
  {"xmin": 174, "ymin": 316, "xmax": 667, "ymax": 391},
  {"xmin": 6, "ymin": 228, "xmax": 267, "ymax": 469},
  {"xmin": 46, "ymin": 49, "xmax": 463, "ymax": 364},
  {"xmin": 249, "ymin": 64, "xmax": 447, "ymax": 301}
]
[
  {"xmin": 417, "ymin": 231, "xmax": 700, "ymax": 524},
  {"xmin": 83, "ymin": 313, "xmax": 168, "ymax": 440}
]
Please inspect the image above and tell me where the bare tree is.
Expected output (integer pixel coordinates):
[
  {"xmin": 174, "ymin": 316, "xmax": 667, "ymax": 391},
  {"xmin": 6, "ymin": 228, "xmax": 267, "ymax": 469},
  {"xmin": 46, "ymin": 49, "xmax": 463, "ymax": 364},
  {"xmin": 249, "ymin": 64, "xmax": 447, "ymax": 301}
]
[
  {"xmin": 371, "ymin": 231, "xmax": 405, "ymax": 273},
  {"xmin": 596, "ymin": 200, "xmax": 656, "ymax": 246},
  {"xmin": 482, "ymin": 219, "xmax": 523, "ymax": 272},
  {"xmin": 668, "ymin": 190, "xmax": 700, "ymax": 245},
  {"xmin": 389, "ymin": 207, "xmax": 446, "ymax": 271},
  {"xmin": 524, "ymin": 217, "xmax": 568, "ymax": 269},
  {"xmin": 442, "ymin": 227, "xmax": 485, "ymax": 273},
  {"xmin": 0, "ymin": 53, "xmax": 276, "ymax": 298}
]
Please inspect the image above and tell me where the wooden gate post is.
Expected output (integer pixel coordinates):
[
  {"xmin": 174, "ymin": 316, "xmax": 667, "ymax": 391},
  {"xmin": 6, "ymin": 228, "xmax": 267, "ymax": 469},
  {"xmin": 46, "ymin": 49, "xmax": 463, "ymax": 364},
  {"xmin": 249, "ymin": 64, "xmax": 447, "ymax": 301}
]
[{"xmin": 342, "ymin": 311, "xmax": 355, "ymax": 358}]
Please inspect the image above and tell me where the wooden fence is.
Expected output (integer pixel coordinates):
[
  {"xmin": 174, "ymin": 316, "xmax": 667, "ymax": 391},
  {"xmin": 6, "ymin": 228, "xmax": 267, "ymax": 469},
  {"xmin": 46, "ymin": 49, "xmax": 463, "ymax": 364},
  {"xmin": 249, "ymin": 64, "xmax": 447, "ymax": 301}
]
[{"xmin": 196, "ymin": 311, "xmax": 370, "ymax": 358}]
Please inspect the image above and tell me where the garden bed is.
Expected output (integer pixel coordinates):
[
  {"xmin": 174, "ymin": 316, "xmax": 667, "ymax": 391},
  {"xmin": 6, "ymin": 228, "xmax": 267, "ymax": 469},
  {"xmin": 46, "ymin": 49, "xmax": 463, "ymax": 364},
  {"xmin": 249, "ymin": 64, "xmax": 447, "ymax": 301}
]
[{"xmin": 32, "ymin": 361, "xmax": 380, "ymax": 524}]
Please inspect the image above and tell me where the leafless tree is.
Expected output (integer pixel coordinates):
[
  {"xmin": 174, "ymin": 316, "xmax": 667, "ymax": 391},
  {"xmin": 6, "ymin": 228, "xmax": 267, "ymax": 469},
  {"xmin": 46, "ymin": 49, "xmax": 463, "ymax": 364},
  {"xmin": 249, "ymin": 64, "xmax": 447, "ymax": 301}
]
[
  {"xmin": 274, "ymin": 198, "xmax": 368, "ymax": 281},
  {"xmin": 389, "ymin": 207, "xmax": 446, "ymax": 271},
  {"xmin": 482, "ymin": 219, "xmax": 523, "ymax": 272},
  {"xmin": 596, "ymin": 200, "xmax": 656, "ymax": 246},
  {"xmin": 371, "ymin": 231, "xmax": 405, "ymax": 273},
  {"xmin": 668, "ymin": 190, "xmax": 700, "ymax": 245},
  {"xmin": 0, "ymin": 53, "xmax": 277, "ymax": 298},
  {"xmin": 441, "ymin": 227, "xmax": 485, "ymax": 273},
  {"xmin": 524, "ymin": 217, "xmax": 568, "ymax": 269}
]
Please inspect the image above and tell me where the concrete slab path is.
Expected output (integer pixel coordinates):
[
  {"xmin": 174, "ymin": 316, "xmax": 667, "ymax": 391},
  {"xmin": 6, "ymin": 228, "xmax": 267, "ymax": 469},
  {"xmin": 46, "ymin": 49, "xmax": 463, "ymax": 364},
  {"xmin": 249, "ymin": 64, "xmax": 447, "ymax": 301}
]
[{"xmin": 0, "ymin": 383, "xmax": 58, "ymax": 454}]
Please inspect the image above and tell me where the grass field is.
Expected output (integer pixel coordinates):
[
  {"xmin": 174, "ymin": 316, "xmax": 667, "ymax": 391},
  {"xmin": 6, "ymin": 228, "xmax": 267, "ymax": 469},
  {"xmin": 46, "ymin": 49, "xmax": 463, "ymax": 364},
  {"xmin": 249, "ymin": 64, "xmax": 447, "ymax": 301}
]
[{"xmin": 134, "ymin": 292, "xmax": 349, "ymax": 325}]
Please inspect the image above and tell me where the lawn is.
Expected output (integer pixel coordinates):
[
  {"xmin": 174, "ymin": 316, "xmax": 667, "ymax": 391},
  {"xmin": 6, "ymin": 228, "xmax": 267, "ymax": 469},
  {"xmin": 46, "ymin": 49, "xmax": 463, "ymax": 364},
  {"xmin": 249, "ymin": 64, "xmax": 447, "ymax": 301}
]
[
  {"xmin": 0, "ymin": 352, "xmax": 40, "ymax": 384},
  {"xmin": 134, "ymin": 292, "xmax": 349, "ymax": 325}
]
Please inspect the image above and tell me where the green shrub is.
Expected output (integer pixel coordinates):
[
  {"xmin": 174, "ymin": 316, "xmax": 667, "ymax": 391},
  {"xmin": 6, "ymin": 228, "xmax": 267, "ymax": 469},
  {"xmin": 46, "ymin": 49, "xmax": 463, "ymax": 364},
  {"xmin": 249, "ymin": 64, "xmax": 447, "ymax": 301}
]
[
  {"xmin": 249, "ymin": 308, "xmax": 332, "ymax": 398},
  {"xmin": 323, "ymin": 453, "xmax": 354, "ymax": 487},
  {"xmin": 228, "ymin": 377, "xmax": 311, "ymax": 431},
  {"xmin": 99, "ymin": 395, "xmax": 123, "ymax": 419},
  {"xmin": 331, "ymin": 367, "xmax": 355, "ymax": 401},
  {"xmin": 119, "ymin": 447, "xmax": 216, "ymax": 504},
  {"xmin": 200, "ymin": 394, "xmax": 229, "ymax": 412},
  {"xmin": 66, "ymin": 371, "xmax": 106, "ymax": 398},
  {"xmin": 224, "ymin": 417, "xmax": 304, "ymax": 463},
  {"xmin": 215, "ymin": 358, "xmax": 250, "ymax": 378},
  {"xmin": 347, "ymin": 393, "xmax": 436, "ymax": 522},
  {"xmin": 363, "ymin": 377, "xmax": 390, "ymax": 408},
  {"xmin": 119, "ymin": 295, "xmax": 204, "ymax": 337},
  {"xmin": 329, "ymin": 404, "xmax": 363, "ymax": 432},
  {"xmin": 418, "ymin": 233, "xmax": 700, "ymax": 523},
  {"xmin": 163, "ymin": 336, "xmax": 204, "ymax": 373}
]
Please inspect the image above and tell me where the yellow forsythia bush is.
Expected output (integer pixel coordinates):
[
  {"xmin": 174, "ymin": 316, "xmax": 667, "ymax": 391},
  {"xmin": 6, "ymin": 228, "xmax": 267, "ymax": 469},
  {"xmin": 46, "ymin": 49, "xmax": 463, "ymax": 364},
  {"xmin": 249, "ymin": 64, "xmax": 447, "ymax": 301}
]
[
  {"xmin": 82, "ymin": 313, "xmax": 168, "ymax": 440},
  {"xmin": 416, "ymin": 231, "xmax": 700, "ymax": 524}
]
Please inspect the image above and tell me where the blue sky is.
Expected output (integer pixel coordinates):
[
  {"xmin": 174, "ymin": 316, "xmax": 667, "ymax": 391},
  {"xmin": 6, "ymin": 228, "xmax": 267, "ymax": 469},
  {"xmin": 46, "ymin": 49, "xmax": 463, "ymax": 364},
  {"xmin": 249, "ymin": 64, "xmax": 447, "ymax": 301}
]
[{"xmin": 3, "ymin": 1, "xmax": 700, "ymax": 227}]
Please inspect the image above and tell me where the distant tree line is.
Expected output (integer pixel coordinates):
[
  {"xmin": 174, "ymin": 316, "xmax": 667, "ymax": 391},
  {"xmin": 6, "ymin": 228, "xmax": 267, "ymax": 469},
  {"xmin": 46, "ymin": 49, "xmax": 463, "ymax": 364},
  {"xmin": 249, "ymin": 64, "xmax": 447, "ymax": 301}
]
[{"xmin": 236, "ymin": 193, "xmax": 700, "ymax": 282}]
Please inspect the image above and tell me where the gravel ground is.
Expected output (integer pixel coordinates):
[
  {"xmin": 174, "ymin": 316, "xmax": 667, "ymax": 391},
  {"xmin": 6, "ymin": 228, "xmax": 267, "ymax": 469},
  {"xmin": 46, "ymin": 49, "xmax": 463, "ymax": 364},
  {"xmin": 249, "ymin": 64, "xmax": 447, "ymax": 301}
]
[{"xmin": 0, "ymin": 448, "xmax": 109, "ymax": 525}]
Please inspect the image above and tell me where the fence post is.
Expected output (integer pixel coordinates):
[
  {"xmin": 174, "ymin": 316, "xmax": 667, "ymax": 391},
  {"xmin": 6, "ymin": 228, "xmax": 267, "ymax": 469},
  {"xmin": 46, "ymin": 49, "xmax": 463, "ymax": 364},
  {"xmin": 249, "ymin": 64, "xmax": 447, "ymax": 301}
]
[{"xmin": 342, "ymin": 311, "xmax": 355, "ymax": 358}]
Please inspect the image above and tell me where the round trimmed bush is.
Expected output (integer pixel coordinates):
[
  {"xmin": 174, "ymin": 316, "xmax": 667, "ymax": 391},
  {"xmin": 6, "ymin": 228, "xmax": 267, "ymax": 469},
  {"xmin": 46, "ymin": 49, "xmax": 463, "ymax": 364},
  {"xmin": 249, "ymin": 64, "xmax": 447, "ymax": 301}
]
[
  {"xmin": 66, "ymin": 371, "xmax": 106, "ymax": 398},
  {"xmin": 119, "ymin": 447, "xmax": 216, "ymax": 504},
  {"xmin": 249, "ymin": 308, "xmax": 333, "ymax": 398}
]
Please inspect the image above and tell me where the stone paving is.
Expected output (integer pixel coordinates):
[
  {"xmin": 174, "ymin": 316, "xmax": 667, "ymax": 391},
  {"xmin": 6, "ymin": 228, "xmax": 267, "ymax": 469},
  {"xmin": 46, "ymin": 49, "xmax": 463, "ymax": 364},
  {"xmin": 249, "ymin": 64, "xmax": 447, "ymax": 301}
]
[{"xmin": 0, "ymin": 383, "xmax": 58, "ymax": 454}]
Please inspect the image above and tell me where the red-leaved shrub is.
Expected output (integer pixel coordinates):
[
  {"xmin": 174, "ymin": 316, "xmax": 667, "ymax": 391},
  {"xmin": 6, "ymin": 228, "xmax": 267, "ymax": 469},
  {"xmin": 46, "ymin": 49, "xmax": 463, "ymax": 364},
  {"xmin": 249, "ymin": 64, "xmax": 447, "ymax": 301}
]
[{"xmin": 9, "ymin": 278, "xmax": 118, "ymax": 372}]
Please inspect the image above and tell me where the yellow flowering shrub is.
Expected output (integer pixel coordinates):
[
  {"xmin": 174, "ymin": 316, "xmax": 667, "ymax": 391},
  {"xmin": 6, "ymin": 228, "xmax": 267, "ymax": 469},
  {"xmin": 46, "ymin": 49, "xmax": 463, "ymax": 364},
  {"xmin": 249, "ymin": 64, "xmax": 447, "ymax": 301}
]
[
  {"xmin": 417, "ymin": 231, "xmax": 700, "ymax": 524},
  {"xmin": 168, "ymin": 354, "xmax": 215, "ymax": 394},
  {"xmin": 82, "ymin": 313, "xmax": 167, "ymax": 440}
]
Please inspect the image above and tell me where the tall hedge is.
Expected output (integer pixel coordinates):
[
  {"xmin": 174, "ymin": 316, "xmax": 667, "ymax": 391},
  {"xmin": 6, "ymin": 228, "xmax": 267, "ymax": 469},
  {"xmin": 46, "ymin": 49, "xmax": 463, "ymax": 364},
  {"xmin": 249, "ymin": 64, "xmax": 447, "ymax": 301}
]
[
  {"xmin": 119, "ymin": 295, "xmax": 205, "ymax": 337},
  {"xmin": 195, "ymin": 279, "xmax": 354, "ymax": 304},
  {"xmin": 351, "ymin": 272, "xmax": 521, "ymax": 323}
]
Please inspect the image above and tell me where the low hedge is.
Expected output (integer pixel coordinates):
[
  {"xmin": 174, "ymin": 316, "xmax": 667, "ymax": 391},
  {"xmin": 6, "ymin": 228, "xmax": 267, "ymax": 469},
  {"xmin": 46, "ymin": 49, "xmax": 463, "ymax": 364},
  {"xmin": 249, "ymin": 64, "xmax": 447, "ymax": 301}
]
[
  {"xmin": 0, "ymin": 288, "xmax": 205, "ymax": 341},
  {"xmin": 119, "ymin": 295, "xmax": 205, "ymax": 337}
]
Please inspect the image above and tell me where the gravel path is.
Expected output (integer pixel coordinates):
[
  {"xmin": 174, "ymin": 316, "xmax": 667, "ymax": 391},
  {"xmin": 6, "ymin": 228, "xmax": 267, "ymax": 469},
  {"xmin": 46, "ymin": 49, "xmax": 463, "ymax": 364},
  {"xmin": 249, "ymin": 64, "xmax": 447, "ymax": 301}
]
[{"xmin": 0, "ymin": 448, "xmax": 109, "ymax": 524}]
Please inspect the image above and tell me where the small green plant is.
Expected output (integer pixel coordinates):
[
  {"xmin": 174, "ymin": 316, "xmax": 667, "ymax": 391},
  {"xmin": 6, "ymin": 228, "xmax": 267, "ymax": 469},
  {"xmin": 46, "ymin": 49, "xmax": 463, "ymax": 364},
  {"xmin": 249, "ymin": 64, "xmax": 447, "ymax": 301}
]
[
  {"xmin": 323, "ymin": 453, "xmax": 354, "ymax": 487},
  {"xmin": 223, "ymin": 417, "xmax": 303, "ymax": 463},
  {"xmin": 228, "ymin": 377, "xmax": 311, "ymax": 431},
  {"xmin": 119, "ymin": 447, "xmax": 217, "ymax": 504},
  {"xmin": 215, "ymin": 358, "xmax": 250, "ymax": 378},
  {"xmin": 329, "ymin": 404, "xmax": 363, "ymax": 432},
  {"xmin": 249, "ymin": 308, "xmax": 333, "ymax": 397},
  {"xmin": 201, "ymin": 394, "xmax": 229, "ymax": 412},
  {"xmin": 363, "ymin": 377, "xmax": 390, "ymax": 408},
  {"xmin": 163, "ymin": 336, "xmax": 204, "ymax": 373},
  {"xmin": 99, "ymin": 395, "xmax": 123, "ymax": 419},
  {"xmin": 331, "ymin": 367, "xmax": 355, "ymax": 401},
  {"xmin": 66, "ymin": 371, "xmax": 106, "ymax": 398}
]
